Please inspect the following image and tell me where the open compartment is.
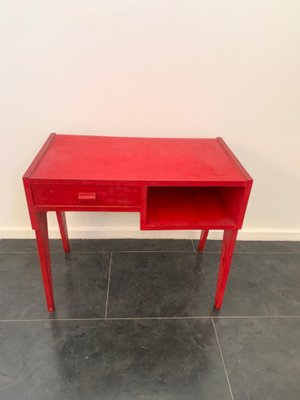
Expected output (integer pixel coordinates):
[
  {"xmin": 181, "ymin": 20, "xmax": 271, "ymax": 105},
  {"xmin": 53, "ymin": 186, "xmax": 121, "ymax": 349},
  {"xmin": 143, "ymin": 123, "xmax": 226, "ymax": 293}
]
[{"xmin": 142, "ymin": 186, "xmax": 245, "ymax": 230}]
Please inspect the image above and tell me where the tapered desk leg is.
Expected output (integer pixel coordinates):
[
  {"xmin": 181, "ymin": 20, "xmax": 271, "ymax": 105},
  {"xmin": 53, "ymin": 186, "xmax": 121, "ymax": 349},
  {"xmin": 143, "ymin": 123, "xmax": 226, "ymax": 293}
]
[
  {"xmin": 56, "ymin": 211, "xmax": 70, "ymax": 253},
  {"xmin": 197, "ymin": 230, "xmax": 209, "ymax": 251},
  {"xmin": 214, "ymin": 229, "xmax": 238, "ymax": 309},
  {"xmin": 34, "ymin": 212, "xmax": 55, "ymax": 313}
]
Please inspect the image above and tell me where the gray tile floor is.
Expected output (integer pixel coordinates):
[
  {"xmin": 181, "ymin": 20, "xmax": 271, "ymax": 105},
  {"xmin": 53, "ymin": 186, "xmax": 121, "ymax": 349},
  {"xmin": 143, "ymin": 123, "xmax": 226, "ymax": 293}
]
[{"xmin": 0, "ymin": 239, "xmax": 299, "ymax": 399}]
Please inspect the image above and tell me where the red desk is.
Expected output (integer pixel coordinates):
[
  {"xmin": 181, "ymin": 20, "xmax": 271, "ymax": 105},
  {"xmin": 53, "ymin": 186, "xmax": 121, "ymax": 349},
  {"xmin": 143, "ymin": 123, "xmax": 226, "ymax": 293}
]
[{"xmin": 23, "ymin": 134, "xmax": 252, "ymax": 312}]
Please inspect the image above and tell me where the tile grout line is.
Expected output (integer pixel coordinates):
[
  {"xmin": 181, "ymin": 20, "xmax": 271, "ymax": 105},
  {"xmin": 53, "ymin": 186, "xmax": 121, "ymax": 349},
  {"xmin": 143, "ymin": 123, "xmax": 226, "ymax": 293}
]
[
  {"xmin": 0, "ymin": 250, "xmax": 195, "ymax": 254},
  {"xmin": 2, "ymin": 250, "xmax": 300, "ymax": 254},
  {"xmin": 211, "ymin": 317, "xmax": 235, "ymax": 400},
  {"xmin": 104, "ymin": 252, "xmax": 113, "ymax": 319},
  {"xmin": 211, "ymin": 315, "xmax": 300, "ymax": 319},
  {"xmin": 191, "ymin": 239, "xmax": 196, "ymax": 253},
  {"xmin": 1, "ymin": 315, "xmax": 300, "ymax": 323}
]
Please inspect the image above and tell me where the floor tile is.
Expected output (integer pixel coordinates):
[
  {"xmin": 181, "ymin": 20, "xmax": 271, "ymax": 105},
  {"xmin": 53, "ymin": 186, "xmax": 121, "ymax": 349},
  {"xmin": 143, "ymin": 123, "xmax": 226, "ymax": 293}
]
[
  {"xmin": 0, "ymin": 239, "xmax": 194, "ymax": 253},
  {"xmin": 0, "ymin": 239, "xmax": 39, "ymax": 252},
  {"xmin": 193, "ymin": 239, "xmax": 300, "ymax": 253},
  {"xmin": 1, "ymin": 242, "xmax": 300, "ymax": 320},
  {"xmin": 2, "ymin": 238, "xmax": 299, "ymax": 253},
  {"xmin": 193, "ymin": 239, "xmax": 222, "ymax": 252},
  {"xmin": 0, "ymin": 321, "xmax": 76, "ymax": 400},
  {"xmin": 108, "ymin": 251, "xmax": 300, "ymax": 318},
  {"xmin": 51, "ymin": 239, "xmax": 194, "ymax": 252},
  {"xmin": 234, "ymin": 240, "xmax": 300, "ymax": 253},
  {"xmin": 214, "ymin": 317, "xmax": 300, "ymax": 400},
  {"xmin": 214, "ymin": 253, "xmax": 300, "ymax": 316},
  {"xmin": 107, "ymin": 252, "xmax": 218, "ymax": 317},
  {"xmin": 1, "ymin": 239, "xmax": 299, "ymax": 399},
  {"xmin": 0, "ymin": 252, "xmax": 110, "ymax": 319},
  {"xmin": 0, "ymin": 319, "xmax": 232, "ymax": 400}
]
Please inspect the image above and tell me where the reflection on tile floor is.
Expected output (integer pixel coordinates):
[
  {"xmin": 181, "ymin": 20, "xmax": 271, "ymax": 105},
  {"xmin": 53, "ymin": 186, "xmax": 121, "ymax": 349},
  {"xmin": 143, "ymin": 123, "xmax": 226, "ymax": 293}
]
[{"xmin": 0, "ymin": 239, "xmax": 299, "ymax": 399}]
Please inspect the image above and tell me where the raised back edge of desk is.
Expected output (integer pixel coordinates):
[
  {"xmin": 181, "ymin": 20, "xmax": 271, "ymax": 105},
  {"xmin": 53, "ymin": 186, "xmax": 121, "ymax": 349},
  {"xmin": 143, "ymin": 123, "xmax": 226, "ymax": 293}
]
[
  {"xmin": 27, "ymin": 178, "xmax": 248, "ymax": 186},
  {"xmin": 23, "ymin": 134, "xmax": 252, "ymax": 185},
  {"xmin": 217, "ymin": 137, "xmax": 253, "ymax": 182},
  {"xmin": 23, "ymin": 133, "xmax": 56, "ymax": 180}
]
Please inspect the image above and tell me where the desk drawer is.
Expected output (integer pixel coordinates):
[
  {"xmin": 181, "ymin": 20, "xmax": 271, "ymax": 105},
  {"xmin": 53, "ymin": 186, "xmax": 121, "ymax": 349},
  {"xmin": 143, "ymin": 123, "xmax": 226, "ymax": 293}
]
[{"xmin": 32, "ymin": 184, "xmax": 141, "ymax": 207}]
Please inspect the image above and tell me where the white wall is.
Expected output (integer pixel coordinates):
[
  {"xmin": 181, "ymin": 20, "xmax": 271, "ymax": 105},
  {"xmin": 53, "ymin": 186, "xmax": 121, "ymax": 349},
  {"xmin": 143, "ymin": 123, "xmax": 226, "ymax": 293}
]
[{"xmin": 1, "ymin": 0, "xmax": 300, "ymax": 240}]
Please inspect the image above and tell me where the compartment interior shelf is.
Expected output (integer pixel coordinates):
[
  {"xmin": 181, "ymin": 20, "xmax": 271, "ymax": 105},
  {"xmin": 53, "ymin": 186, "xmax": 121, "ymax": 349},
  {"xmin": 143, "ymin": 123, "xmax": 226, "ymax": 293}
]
[{"xmin": 144, "ymin": 186, "xmax": 241, "ymax": 229}]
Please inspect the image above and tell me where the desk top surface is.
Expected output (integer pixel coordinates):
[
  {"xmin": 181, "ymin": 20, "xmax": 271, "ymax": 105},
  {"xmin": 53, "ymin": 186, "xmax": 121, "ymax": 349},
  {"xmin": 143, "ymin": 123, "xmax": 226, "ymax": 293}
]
[{"xmin": 25, "ymin": 134, "xmax": 251, "ymax": 185}]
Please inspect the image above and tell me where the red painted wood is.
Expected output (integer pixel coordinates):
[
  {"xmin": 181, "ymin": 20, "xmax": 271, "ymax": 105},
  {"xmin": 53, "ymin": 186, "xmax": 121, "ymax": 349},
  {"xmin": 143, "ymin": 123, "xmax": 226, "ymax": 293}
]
[
  {"xmin": 32, "ymin": 183, "xmax": 141, "ymax": 207},
  {"xmin": 235, "ymin": 180, "xmax": 253, "ymax": 228},
  {"xmin": 198, "ymin": 230, "xmax": 209, "ymax": 251},
  {"xmin": 23, "ymin": 178, "xmax": 37, "ymax": 229},
  {"xmin": 142, "ymin": 186, "xmax": 239, "ymax": 230},
  {"xmin": 23, "ymin": 133, "xmax": 56, "ymax": 229},
  {"xmin": 34, "ymin": 205, "xmax": 141, "ymax": 212},
  {"xmin": 23, "ymin": 133, "xmax": 253, "ymax": 313},
  {"xmin": 34, "ymin": 212, "xmax": 55, "ymax": 312},
  {"xmin": 56, "ymin": 211, "xmax": 70, "ymax": 253},
  {"xmin": 217, "ymin": 137, "xmax": 253, "ymax": 181},
  {"xmin": 214, "ymin": 229, "xmax": 238, "ymax": 309},
  {"xmin": 29, "ymin": 134, "xmax": 247, "ymax": 185},
  {"xmin": 77, "ymin": 192, "xmax": 97, "ymax": 202},
  {"xmin": 23, "ymin": 133, "xmax": 56, "ymax": 179}
]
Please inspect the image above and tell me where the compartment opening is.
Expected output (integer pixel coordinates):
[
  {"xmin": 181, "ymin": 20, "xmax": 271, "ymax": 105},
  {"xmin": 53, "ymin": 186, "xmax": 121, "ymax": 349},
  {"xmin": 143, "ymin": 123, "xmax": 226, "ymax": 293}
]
[{"xmin": 143, "ymin": 186, "xmax": 244, "ymax": 230}]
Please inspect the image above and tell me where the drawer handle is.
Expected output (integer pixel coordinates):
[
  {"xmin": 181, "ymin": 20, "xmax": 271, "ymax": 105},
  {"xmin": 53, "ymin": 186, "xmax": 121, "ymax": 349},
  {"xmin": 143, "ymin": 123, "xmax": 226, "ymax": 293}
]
[{"xmin": 78, "ymin": 192, "xmax": 97, "ymax": 202}]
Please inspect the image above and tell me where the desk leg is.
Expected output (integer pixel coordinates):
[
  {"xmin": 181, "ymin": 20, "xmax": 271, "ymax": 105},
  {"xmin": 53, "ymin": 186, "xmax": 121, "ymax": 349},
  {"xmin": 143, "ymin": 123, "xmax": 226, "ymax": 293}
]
[
  {"xmin": 197, "ymin": 230, "xmax": 209, "ymax": 251},
  {"xmin": 214, "ymin": 229, "xmax": 238, "ymax": 309},
  {"xmin": 35, "ymin": 212, "xmax": 55, "ymax": 313},
  {"xmin": 56, "ymin": 211, "xmax": 70, "ymax": 253}
]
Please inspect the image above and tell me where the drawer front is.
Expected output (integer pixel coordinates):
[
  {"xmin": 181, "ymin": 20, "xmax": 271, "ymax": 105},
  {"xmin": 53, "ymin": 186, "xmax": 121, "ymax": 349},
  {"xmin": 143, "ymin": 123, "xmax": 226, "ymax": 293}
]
[{"xmin": 32, "ymin": 184, "xmax": 141, "ymax": 207}]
